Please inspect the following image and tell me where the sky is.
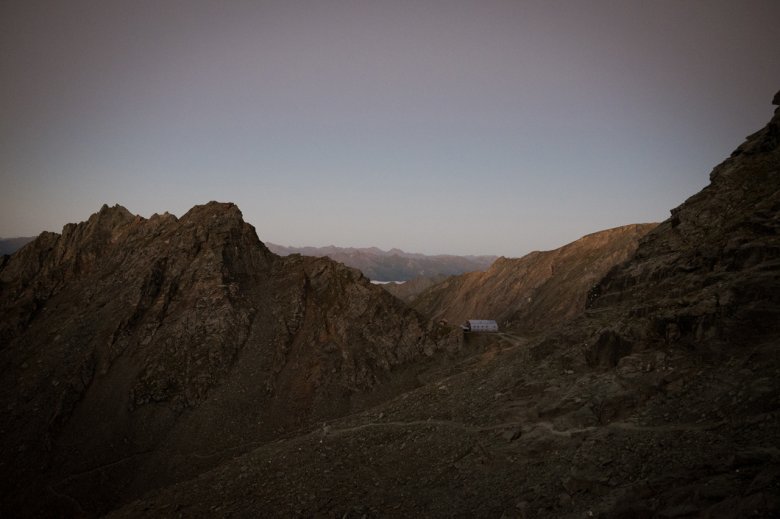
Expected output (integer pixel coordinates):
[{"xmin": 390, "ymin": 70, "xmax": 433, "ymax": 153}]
[{"xmin": 1, "ymin": 0, "xmax": 779, "ymax": 257}]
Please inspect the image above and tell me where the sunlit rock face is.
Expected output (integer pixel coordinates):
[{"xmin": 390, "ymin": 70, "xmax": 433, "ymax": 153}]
[{"xmin": 410, "ymin": 223, "xmax": 656, "ymax": 333}]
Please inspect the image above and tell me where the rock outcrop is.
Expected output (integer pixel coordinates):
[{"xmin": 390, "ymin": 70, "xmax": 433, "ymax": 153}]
[
  {"xmin": 583, "ymin": 89, "xmax": 780, "ymax": 361},
  {"xmin": 410, "ymin": 224, "xmax": 656, "ymax": 333},
  {"xmin": 0, "ymin": 202, "xmax": 456, "ymax": 516}
]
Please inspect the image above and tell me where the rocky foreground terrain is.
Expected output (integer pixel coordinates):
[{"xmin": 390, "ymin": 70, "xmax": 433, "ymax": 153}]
[
  {"xmin": 1, "ymin": 91, "xmax": 779, "ymax": 518},
  {"xmin": 405, "ymin": 223, "xmax": 656, "ymax": 332}
]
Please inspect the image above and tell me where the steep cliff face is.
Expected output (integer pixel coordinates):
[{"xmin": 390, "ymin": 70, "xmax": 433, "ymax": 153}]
[
  {"xmin": 411, "ymin": 224, "xmax": 655, "ymax": 332},
  {"xmin": 0, "ymin": 202, "xmax": 456, "ymax": 516},
  {"xmin": 583, "ymin": 92, "xmax": 780, "ymax": 361}
]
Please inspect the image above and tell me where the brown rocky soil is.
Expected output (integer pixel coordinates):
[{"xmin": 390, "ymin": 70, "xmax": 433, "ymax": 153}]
[{"xmin": 107, "ymin": 333, "xmax": 780, "ymax": 518}]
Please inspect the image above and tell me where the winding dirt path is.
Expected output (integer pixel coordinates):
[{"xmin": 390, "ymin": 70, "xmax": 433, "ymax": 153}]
[{"xmin": 188, "ymin": 414, "xmax": 727, "ymax": 461}]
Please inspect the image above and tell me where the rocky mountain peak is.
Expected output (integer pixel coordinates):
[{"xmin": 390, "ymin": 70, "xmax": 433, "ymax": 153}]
[
  {"xmin": 97, "ymin": 202, "xmax": 134, "ymax": 220},
  {"xmin": 61, "ymin": 203, "xmax": 135, "ymax": 247},
  {"xmin": 179, "ymin": 200, "xmax": 243, "ymax": 223},
  {"xmin": 0, "ymin": 202, "xmax": 457, "ymax": 516}
]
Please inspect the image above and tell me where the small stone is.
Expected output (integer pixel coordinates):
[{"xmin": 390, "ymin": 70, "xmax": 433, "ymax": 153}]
[{"xmin": 502, "ymin": 427, "xmax": 522, "ymax": 442}]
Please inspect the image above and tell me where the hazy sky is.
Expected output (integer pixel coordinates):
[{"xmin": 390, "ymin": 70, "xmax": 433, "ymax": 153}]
[{"xmin": 2, "ymin": 0, "xmax": 779, "ymax": 256}]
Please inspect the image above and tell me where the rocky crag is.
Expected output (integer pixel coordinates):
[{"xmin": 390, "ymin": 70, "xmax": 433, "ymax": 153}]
[
  {"xmin": 584, "ymin": 97, "xmax": 780, "ymax": 358},
  {"xmin": 0, "ymin": 202, "xmax": 457, "ymax": 516},
  {"xmin": 106, "ymin": 92, "xmax": 780, "ymax": 518},
  {"xmin": 409, "ymin": 224, "xmax": 655, "ymax": 333}
]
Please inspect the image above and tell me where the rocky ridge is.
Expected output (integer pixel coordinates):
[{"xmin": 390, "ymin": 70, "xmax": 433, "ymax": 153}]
[
  {"xmin": 0, "ymin": 202, "xmax": 457, "ymax": 516},
  {"xmin": 409, "ymin": 224, "xmax": 656, "ymax": 332},
  {"xmin": 583, "ymin": 104, "xmax": 780, "ymax": 358}
]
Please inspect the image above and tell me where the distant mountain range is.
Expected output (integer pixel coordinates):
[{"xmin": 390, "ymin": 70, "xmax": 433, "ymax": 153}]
[
  {"xmin": 2, "ymin": 238, "xmax": 495, "ymax": 282},
  {"xmin": 266, "ymin": 243, "xmax": 496, "ymax": 281}
]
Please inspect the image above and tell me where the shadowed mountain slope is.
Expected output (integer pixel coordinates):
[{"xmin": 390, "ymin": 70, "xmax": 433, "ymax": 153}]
[
  {"xmin": 410, "ymin": 224, "xmax": 656, "ymax": 332},
  {"xmin": 582, "ymin": 100, "xmax": 780, "ymax": 357},
  {"xmin": 0, "ymin": 202, "xmax": 457, "ymax": 516}
]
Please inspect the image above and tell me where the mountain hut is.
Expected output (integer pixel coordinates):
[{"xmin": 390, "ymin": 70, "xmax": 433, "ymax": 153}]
[{"xmin": 461, "ymin": 319, "xmax": 499, "ymax": 332}]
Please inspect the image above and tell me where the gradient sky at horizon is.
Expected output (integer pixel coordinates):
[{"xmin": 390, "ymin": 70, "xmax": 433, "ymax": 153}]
[{"xmin": 2, "ymin": 0, "xmax": 779, "ymax": 257}]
